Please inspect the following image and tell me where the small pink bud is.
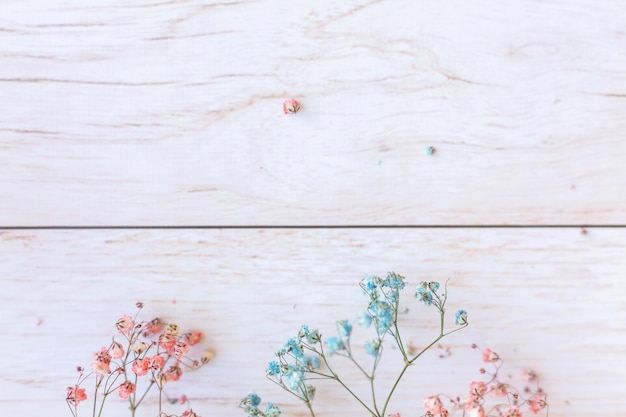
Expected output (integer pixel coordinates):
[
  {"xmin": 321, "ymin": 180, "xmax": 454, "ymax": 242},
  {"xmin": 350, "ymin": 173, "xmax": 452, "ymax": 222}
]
[{"xmin": 283, "ymin": 98, "xmax": 300, "ymax": 114}]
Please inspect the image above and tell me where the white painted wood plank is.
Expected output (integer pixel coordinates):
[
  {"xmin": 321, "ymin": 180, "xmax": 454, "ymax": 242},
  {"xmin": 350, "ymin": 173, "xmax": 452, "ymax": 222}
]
[
  {"xmin": 1, "ymin": 228, "xmax": 623, "ymax": 416},
  {"xmin": 1, "ymin": 1, "xmax": 626, "ymax": 225}
]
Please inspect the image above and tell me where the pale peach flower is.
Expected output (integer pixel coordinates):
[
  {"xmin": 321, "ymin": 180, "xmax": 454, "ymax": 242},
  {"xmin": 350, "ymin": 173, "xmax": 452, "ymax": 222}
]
[
  {"xmin": 283, "ymin": 98, "xmax": 300, "ymax": 114},
  {"xmin": 109, "ymin": 341, "xmax": 125, "ymax": 359},
  {"xmin": 92, "ymin": 347, "xmax": 112, "ymax": 375},
  {"xmin": 66, "ymin": 386, "xmax": 87, "ymax": 405},
  {"xmin": 116, "ymin": 315, "xmax": 135, "ymax": 335},
  {"xmin": 164, "ymin": 323, "xmax": 180, "ymax": 336},
  {"xmin": 118, "ymin": 381, "xmax": 136, "ymax": 399},
  {"xmin": 528, "ymin": 392, "xmax": 547, "ymax": 413},
  {"xmin": 132, "ymin": 358, "xmax": 150, "ymax": 376},
  {"xmin": 482, "ymin": 348, "xmax": 499, "ymax": 363},
  {"xmin": 469, "ymin": 381, "xmax": 488, "ymax": 399},
  {"xmin": 423, "ymin": 395, "xmax": 443, "ymax": 414},
  {"xmin": 389, "ymin": 413, "xmax": 401, "ymax": 417},
  {"xmin": 184, "ymin": 331, "xmax": 203, "ymax": 346},
  {"xmin": 201, "ymin": 348, "xmax": 214, "ymax": 364},
  {"xmin": 181, "ymin": 410, "xmax": 200, "ymax": 417},
  {"xmin": 131, "ymin": 341, "xmax": 148, "ymax": 354},
  {"xmin": 504, "ymin": 405, "xmax": 522, "ymax": 417}
]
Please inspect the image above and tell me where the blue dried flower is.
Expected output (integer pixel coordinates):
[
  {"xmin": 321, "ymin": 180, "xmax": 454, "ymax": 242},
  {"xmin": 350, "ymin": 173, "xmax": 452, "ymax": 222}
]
[
  {"xmin": 267, "ymin": 361, "xmax": 280, "ymax": 376},
  {"xmin": 364, "ymin": 340, "xmax": 380, "ymax": 357},
  {"xmin": 357, "ymin": 311, "xmax": 373, "ymax": 327},
  {"xmin": 384, "ymin": 272, "xmax": 406, "ymax": 290},
  {"xmin": 284, "ymin": 337, "xmax": 304, "ymax": 359},
  {"xmin": 337, "ymin": 320, "xmax": 352, "ymax": 337},
  {"xmin": 455, "ymin": 309, "xmax": 468, "ymax": 325},
  {"xmin": 415, "ymin": 284, "xmax": 433, "ymax": 305},
  {"xmin": 325, "ymin": 336, "xmax": 345, "ymax": 352},
  {"xmin": 265, "ymin": 402, "xmax": 281, "ymax": 417}
]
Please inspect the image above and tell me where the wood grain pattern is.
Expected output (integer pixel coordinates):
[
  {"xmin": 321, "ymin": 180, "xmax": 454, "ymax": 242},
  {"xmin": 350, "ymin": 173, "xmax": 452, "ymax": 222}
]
[
  {"xmin": 2, "ymin": 1, "xmax": 626, "ymax": 225},
  {"xmin": 1, "ymin": 228, "xmax": 624, "ymax": 416}
]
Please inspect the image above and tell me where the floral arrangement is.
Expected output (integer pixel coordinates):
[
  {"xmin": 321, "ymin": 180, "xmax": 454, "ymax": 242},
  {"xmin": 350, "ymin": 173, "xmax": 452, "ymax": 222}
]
[
  {"xmin": 66, "ymin": 302, "xmax": 214, "ymax": 417},
  {"xmin": 240, "ymin": 272, "xmax": 548, "ymax": 417}
]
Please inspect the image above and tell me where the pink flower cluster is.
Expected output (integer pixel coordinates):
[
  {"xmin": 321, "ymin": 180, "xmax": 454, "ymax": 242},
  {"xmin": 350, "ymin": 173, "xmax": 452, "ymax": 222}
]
[
  {"xmin": 421, "ymin": 346, "xmax": 548, "ymax": 417},
  {"xmin": 66, "ymin": 303, "xmax": 213, "ymax": 417}
]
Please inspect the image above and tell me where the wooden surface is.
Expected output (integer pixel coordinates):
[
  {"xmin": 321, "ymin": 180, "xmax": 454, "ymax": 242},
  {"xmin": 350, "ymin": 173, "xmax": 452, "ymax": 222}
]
[
  {"xmin": 2, "ymin": 228, "xmax": 625, "ymax": 416},
  {"xmin": 1, "ymin": 1, "xmax": 625, "ymax": 417},
  {"xmin": 2, "ymin": 0, "xmax": 626, "ymax": 225}
]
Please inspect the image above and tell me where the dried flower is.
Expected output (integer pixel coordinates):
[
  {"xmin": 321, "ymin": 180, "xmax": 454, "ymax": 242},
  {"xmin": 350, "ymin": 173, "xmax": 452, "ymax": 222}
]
[
  {"xmin": 482, "ymin": 348, "xmax": 499, "ymax": 363},
  {"xmin": 469, "ymin": 381, "xmax": 488, "ymax": 399},
  {"xmin": 184, "ymin": 331, "xmax": 203, "ymax": 346},
  {"xmin": 118, "ymin": 381, "xmax": 136, "ymax": 399},
  {"xmin": 241, "ymin": 273, "xmax": 469, "ymax": 417},
  {"xmin": 109, "ymin": 341, "xmax": 125, "ymax": 359},
  {"xmin": 424, "ymin": 395, "xmax": 444, "ymax": 414},
  {"xmin": 115, "ymin": 315, "xmax": 135, "ymax": 335},
  {"xmin": 66, "ymin": 386, "xmax": 87, "ymax": 406},
  {"xmin": 67, "ymin": 304, "xmax": 212, "ymax": 417},
  {"xmin": 283, "ymin": 98, "xmax": 300, "ymax": 114}
]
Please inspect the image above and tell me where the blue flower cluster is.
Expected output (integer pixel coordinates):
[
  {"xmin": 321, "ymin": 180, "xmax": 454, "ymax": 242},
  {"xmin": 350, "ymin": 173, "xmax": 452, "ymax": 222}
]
[
  {"xmin": 359, "ymin": 272, "xmax": 406, "ymax": 336},
  {"xmin": 240, "ymin": 393, "xmax": 281, "ymax": 417},
  {"xmin": 242, "ymin": 272, "xmax": 469, "ymax": 417},
  {"xmin": 264, "ymin": 326, "xmax": 322, "ymax": 399}
]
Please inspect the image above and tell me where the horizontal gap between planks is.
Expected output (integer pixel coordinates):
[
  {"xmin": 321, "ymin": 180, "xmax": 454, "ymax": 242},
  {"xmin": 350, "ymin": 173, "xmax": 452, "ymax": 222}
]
[{"xmin": 0, "ymin": 225, "xmax": 624, "ymax": 230}]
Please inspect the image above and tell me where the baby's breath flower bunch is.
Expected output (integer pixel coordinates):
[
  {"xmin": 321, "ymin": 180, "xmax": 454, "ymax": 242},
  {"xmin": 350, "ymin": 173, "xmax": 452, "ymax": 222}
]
[
  {"xmin": 66, "ymin": 302, "xmax": 214, "ymax": 417},
  {"xmin": 421, "ymin": 345, "xmax": 548, "ymax": 417},
  {"xmin": 240, "ymin": 272, "xmax": 469, "ymax": 417}
]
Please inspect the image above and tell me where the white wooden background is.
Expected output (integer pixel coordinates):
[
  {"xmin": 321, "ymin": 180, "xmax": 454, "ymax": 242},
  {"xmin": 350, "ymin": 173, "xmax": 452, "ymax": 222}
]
[{"xmin": 1, "ymin": 1, "xmax": 625, "ymax": 417}]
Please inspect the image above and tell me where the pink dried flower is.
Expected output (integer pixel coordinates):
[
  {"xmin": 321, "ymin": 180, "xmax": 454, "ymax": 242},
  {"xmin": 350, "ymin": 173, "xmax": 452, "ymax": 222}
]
[
  {"xmin": 108, "ymin": 341, "xmax": 125, "ymax": 359},
  {"xmin": 504, "ymin": 405, "xmax": 523, "ymax": 417},
  {"xmin": 144, "ymin": 317, "xmax": 163, "ymax": 336},
  {"xmin": 423, "ymin": 395, "xmax": 443, "ymax": 414},
  {"xmin": 173, "ymin": 340, "xmax": 190, "ymax": 359},
  {"xmin": 482, "ymin": 348, "xmax": 499, "ymax": 363},
  {"xmin": 389, "ymin": 413, "xmax": 401, "ymax": 417},
  {"xmin": 283, "ymin": 98, "xmax": 300, "ymax": 114},
  {"xmin": 184, "ymin": 331, "xmax": 203, "ymax": 346},
  {"xmin": 469, "ymin": 381, "xmax": 488, "ymax": 399},
  {"xmin": 132, "ymin": 358, "xmax": 150, "ymax": 376},
  {"xmin": 464, "ymin": 402, "xmax": 486, "ymax": 417},
  {"xmin": 118, "ymin": 381, "xmax": 136, "ymax": 399},
  {"xmin": 116, "ymin": 315, "xmax": 135, "ymax": 335},
  {"xmin": 491, "ymin": 382, "xmax": 509, "ymax": 397},
  {"xmin": 521, "ymin": 368, "xmax": 538, "ymax": 382},
  {"xmin": 528, "ymin": 392, "xmax": 547, "ymax": 413},
  {"xmin": 149, "ymin": 354, "xmax": 166, "ymax": 371},
  {"xmin": 165, "ymin": 364, "xmax": 183, "ymax": 382},
  {"xmin": 441, "ymin": 409, "xmax": 449, "ymax": 417},
  {"xmin": 181, "ymin": 410, "xmax": 200, "ymax": 417},
  {"xmin": 159, "ymin": 333, "xmax": 177, "ymax": 352},
  {"xmin": 66, "ymin": 386, "xmax": 87, "ymax": 405},
  {"xmin": 92, "ymin": 347, "xmax": 112, "ymax": 375}
]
